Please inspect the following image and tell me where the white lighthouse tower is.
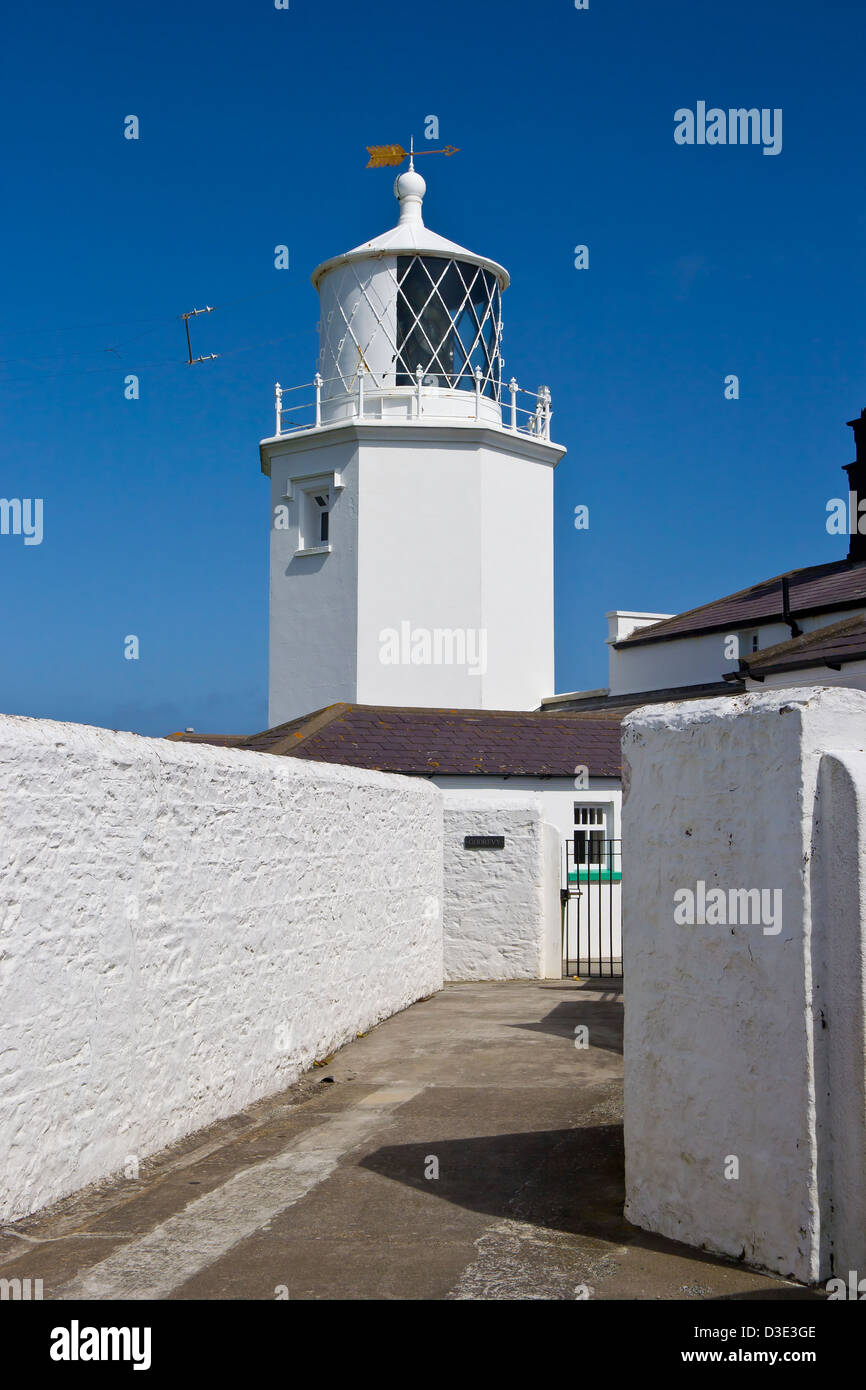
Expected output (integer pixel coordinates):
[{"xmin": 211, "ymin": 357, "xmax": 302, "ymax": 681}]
[{"xmin": 260, "ymin": 160, "xmax": 565, "ymax": 726}]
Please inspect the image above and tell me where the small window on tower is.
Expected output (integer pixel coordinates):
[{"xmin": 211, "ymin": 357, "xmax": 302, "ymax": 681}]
[
  {"xmin": 314, "ymin": 495, "xmax": 330, "ymax": 544},
  {"xmin": 288, "ymin": 470, "xmax": 343, "ymax": 557},
  {"xmin": 298, "ymin": 488, "xmax": 332, "ymax": 553}
]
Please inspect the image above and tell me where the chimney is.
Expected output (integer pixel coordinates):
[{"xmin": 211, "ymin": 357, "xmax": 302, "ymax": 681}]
[{"xmin": 843, "ymin": 408, "xmax": 866, "ymax": 561}]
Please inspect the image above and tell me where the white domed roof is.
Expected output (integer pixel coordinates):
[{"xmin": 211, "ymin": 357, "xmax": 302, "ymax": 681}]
[{"xmin": 311, "ymin": 168, "xmax": 509, "ymax": 291}]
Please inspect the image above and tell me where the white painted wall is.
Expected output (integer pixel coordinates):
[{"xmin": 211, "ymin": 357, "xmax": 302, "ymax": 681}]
[
  {"xmin": 356, "ymin": 432, "xmax": 484, "ymax": 708},
  {"xmin": 622, "ymin": 687, "xmax": 866, "ymax": 1283},
  {"xmin": 262, "ymin": 420, "xmax": 561, "ymax": 724},
  {"xmin": 434, "ymin": 776, "xmax": 622, "ymax": 976},
  {"xmin": 441, "ymin": 792, "xmax": 560, "ymax": 979},
  {"xmin": 356, "ymin": 427, "xmax": 558, "ymax": 711},
  {"xmin": 431, "ymin": 776, "xmax": 621, "ymax": 849},
  {"xmin": 608, "ymin": 609, "xmax": 866, "ymax": 695},
  {"xmin": 478, "ymin": 442, "xmax": 555, "ymax": 709},
  {"xmin": 606, "ymin": 611, "xmax": 673, "ymax": 643},
  {"xmin": 0, "ymin": 714, "xmax": 443, "ymax": 1223},
  {"xmin": 266, "ymin": 433, "xmax": 360, "ymax": 725},
  {"xmin": 811, "ymin": 747, "xmax": 866, "ymax": 1282}
]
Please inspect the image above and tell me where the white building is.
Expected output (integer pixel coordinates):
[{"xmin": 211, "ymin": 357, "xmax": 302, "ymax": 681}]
[{"xmin": 260, "ymin": 162, "xmax": 563, "ymax": 726}]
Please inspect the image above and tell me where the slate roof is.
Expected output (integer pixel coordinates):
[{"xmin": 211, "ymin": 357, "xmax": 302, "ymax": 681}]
[
  {"xmin": 730, "ymin": 614, "xmax": 866, "ymax": 679},
  {"xmin": 614, "ymin": 558, "xmax": 866, "ymax": 648},
  {"xmin": 168, "ymin": 703, "xmax": 623, "ymax": 778},
  {"xmin": 541, "ymin": 679, "xmax": 744, "ymax": 712}
]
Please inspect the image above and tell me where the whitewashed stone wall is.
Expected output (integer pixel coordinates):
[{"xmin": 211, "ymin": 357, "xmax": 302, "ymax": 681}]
[
  {"xmin": 622, "ymin": 687, "xmax": 866, "ymax": 1284},
  {"xmin": 442, "ymin": 792, "xmax": 560, "ymax": 980},
  {"xmin": 0, "ymin": 714, "xmax": 443, "ymax": 1222}
]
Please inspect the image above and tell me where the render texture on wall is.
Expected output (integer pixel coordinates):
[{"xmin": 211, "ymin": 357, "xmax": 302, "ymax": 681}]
[
  {"xmin": 0, "ymin": 714, "xmax": 443, "ymax": 1222},
  {"xmin": 441, "ymin": 791, "xmax": 560, "ymax": 980},
  {"xmin": 621, "ymin": 687, "xmax": 866, "ymax": 1284}
]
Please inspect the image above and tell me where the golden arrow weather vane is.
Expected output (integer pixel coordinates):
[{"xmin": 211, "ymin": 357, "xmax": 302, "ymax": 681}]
[{"xmin": 366, "ymin": 140, "xmax": 459, "ymax": 168}]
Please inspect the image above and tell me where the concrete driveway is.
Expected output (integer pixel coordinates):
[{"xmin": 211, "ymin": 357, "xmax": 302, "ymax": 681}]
[{"xmin": 0, "ymin": 980, "xmax": 819, "ymax": 1300}]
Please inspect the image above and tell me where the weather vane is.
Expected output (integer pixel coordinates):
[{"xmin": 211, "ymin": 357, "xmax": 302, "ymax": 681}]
[{"xmin": 366, "ymin": 135, "xmax": 459, "ymax": 168}]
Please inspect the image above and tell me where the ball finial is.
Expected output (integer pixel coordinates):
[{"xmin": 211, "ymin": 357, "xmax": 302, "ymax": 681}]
[{"xmin": 394, "ymin": 167, "xmax": 426, "ymax": 225}]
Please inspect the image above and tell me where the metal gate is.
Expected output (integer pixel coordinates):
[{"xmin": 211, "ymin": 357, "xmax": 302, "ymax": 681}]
[{"xmin": 561, "ymin": 837, "xmax": 622, "ymax": 978}]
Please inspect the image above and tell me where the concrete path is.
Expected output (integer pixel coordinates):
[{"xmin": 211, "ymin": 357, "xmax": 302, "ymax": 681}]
[{"xmin": 0, "ymin": 981, "xmax": 819, "ymax": 1300}]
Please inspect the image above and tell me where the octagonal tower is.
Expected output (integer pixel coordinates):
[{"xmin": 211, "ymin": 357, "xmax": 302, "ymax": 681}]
[{"xmin": 260, "ymin": 162, "xmax": 565, "ymax": 725}]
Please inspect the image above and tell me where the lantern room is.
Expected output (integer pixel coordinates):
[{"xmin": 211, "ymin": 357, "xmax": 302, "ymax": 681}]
[{"xmin": 310, "ymin": 164, "xmax": 510, "ymax": 427}]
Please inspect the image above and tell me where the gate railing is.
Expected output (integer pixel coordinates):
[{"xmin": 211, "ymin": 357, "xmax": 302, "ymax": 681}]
[{"xmin": 561, "ymin": 837, "xmax": 622, "ymax": 978}]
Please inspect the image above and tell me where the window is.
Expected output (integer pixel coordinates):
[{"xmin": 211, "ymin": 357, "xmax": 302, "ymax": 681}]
[
  {"xmin": 570, "ymin": 804, "xmax": 620, "ymax": 885},
  {"xmin": 299, "ymin": 489, "xmax": 331, "ymax": 551},
  {"xmin": 394, "ymin": 255, "xmax": 501, "ymax": 397},
  {"xmin": 573, "ymin": 804, "xmax": 610, "ymax": 868},
  {"xmin": 284, "ymin": 469, "xmax": 343, "ymax": 557}
]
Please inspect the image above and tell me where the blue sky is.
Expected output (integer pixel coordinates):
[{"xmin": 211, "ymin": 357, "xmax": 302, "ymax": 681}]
[{"xmin": 1, "ymin": 0, "xmax": 864, "ymax": 734}]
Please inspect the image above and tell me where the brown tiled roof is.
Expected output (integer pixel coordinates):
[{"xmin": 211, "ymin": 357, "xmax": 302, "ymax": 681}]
[
  {"xmin": 616, "ymin": 559, "xmax": 866, "ymax": 648},
  {"xmin": 170, "ymin": 703, "xmax": 623, "ymax": 778},
  {"xmin": 732, "ymin": 614, "xmax": 866, "ymax": 679},
  {"xmin": 541, "ymin": 679, "xmax": 743, "ymax": 712}
]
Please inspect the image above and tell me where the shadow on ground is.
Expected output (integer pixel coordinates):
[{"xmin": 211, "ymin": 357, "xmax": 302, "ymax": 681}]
[
  {"xmin": 363, "ymin": 1123, "xmax": 622, "ymax": 1238},
  {"xmin": 510, "ymin": 997, "xmax": 623, "ymax": 1054},
  {"xmin": 360, "ymin": 1121, "xmax": 824, "ymax": 1300}
]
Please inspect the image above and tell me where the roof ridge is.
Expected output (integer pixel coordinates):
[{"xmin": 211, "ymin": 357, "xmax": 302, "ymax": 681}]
[
  {"xmin": 618, "ymin": 558, "xmax": 866, "ymax": 647},
  {"xmin": 745, "ymin": 612, "xmax": 866, "ymax": 665},
  {"xmin": 274, "ymin": 702, "xmax": 619, "ymax": 721},
  {"xmin": 254, "ymin": 703, "xmax": 352, "ymax": 756}
]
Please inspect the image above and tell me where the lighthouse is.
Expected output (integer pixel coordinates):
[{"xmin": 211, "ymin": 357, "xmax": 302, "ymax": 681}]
[{"xmin": 260, "ymin": 160, "xmax": 566, "ymax": 726}]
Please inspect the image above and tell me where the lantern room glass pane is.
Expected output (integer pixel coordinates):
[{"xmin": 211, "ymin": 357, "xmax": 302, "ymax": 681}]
[{"xmin": 395, "ymin": 256, "xmax": 501, "ymax": 397}]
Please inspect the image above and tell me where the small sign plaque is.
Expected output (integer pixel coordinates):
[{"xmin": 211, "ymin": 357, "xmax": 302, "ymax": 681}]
[{"xmin": 464, "ymin": 834, "xmax": 505, "ymax": 850}]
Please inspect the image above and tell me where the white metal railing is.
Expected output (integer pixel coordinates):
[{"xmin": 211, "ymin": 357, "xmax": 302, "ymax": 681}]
[{"xmin": 271, "ymin": 367, "xmax": 553, "ymax": 440}]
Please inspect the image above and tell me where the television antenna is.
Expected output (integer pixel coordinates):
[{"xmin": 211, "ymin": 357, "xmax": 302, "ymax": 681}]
[{"xmin": 181, "ymin": 306, "xmax": 220, "ymax": 365}]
